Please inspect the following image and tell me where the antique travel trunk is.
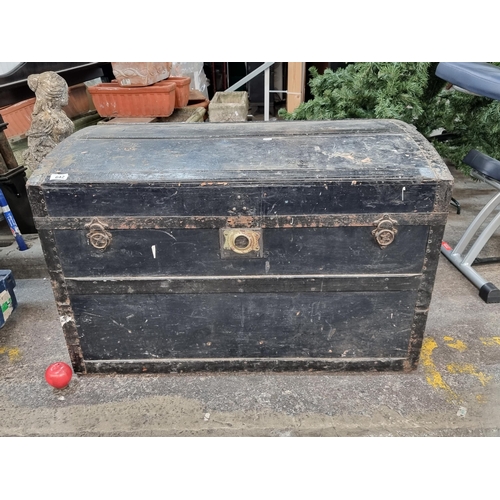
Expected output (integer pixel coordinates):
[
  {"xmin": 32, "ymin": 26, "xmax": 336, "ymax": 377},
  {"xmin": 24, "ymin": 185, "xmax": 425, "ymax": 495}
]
[{"xmin": 26, "ymin": 119, "xmax": 453, "ymax": 374}]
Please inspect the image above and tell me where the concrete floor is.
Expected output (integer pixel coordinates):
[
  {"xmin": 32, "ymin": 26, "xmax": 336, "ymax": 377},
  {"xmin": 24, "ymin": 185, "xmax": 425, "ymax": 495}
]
[{"xmin": 1, "ymin": 166, "xmax": 500, "ymax": 436}]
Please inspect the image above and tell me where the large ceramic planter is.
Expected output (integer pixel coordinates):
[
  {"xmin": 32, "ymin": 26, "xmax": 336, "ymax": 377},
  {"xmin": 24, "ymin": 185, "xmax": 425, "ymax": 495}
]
[
  {"xmin": 111, "ymin": 62, "xmax": 172, "ymax": 87},
  {"xmin": 164, "ymin": 76, "xmax": 191, "ymax": 108},
  {"xmin": 0, "ymin": 98, "xmax": 35, "ymax": 139},
  {"xmin": 88, "ymin": 81, "xmax": 176, "ymax": 118},
  {"xmin": 0, "ymin": 84, "xmax": 93, "ymax": 139},
  {"xmin": 160, "ymin": 89, "xmax": 210, "ymax": 122},
  {"xmin": 63, "ymin": 83, "xmax": 95, "ymax": 117}
]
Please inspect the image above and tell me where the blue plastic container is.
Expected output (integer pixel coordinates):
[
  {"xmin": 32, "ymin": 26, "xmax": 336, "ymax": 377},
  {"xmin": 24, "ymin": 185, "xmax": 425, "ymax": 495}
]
[{"xmin": 0, "ymin": 270, "xmax": 17, "ymax": 328}]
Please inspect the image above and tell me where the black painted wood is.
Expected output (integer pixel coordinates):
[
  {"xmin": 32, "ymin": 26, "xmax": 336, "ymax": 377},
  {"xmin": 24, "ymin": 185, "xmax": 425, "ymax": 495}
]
[
  {"xmin": 28, "ymin": 120, "xmax": 448, "ymax": 185},
  {"xmin": 42, "ymin": 183, "xmax": 437, "ymax": 218},
  {"xmin": 65, "ymin": 275, "xmax": 422, "ymax": 295},
  {"xmin": 54, "ymin": 226, "xmax": 429, "ymax": 277},
  {"xmin": 26, "ymin": 119, "xmax": 453, "ymax": 374},
  {"xmin": 72, "ymin": 291, "xmax": 417, "ymax": 360}
]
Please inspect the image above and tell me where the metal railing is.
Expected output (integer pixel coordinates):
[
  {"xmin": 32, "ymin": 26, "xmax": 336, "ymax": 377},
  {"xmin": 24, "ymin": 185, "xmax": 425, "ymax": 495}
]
[{"xmin": 224, "ymin": 62, "xmax": 301, "ymax": 122}]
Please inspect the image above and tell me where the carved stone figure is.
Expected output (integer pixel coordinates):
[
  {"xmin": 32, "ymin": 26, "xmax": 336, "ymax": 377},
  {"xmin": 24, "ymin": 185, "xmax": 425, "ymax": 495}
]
[{"xmin": 23, "ymin": 71, "xmax": 74, "ymax": 175}]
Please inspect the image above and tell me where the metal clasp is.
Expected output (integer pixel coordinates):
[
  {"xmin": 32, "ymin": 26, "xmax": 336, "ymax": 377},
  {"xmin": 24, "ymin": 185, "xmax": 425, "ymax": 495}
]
[
  {"xmin": 372, "ymin": 214, "xmax": 398, "ymax": 248},
  {"xmin": 85, "ymin": 218, "xmax": 112, "ymax": 251}
]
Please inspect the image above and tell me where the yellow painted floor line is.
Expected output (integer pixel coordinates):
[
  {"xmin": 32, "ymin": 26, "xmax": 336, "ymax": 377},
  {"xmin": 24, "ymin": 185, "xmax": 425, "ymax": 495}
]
[
  {"xmin": 479, "ymin": 337, "xmax": 500, "ymax": 347},
  {"xmin": 0, "ymin": 346, "xmax": 21, "ymax": 362},
  {"xmin": 446, "ymin": 363, "xmax": 493, "ymax": 387},
  {"xmin": 421, "ymin": 337, "xmax": 461, "ymax": 403},
  {"xmin": 443, "ymin": 336, "xmax": 468, "ymax": 352}
]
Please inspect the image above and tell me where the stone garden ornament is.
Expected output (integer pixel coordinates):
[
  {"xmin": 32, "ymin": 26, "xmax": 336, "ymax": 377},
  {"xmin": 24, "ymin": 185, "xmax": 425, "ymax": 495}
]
[{"xmin": 23, "ymin": 71, "xmax": 74, "ymax": 175}]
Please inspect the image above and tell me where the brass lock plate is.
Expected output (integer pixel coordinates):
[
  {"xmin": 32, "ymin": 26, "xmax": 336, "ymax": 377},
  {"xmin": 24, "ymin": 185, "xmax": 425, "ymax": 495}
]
[{"xmin": 220, "ymin": 228, "xmax": 263, "ymax": 259}]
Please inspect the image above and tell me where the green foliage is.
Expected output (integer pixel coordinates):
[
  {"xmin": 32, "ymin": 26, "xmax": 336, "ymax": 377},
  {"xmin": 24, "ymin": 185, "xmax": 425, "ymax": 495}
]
[
  {"xmin": 427, "ymin": 90, "xmax": 500, "ymax": 173},
  {"xmin": 280, "ymin": 63, "xmax": 441, "ymax": 125},
  {"xmin": 279, "ymin": 63, "xmax": 500, "ymax": 174}
]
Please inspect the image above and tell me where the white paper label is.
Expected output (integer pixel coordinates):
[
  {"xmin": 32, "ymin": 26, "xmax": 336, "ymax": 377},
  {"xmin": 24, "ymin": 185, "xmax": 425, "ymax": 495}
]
[{"xmin": 50, "ymin": 174, "xmax": 68, "ymax": 180}]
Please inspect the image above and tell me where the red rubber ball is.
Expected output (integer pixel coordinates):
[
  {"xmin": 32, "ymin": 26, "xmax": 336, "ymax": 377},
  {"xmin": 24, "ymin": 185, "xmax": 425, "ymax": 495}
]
[{"xmin": 45, "ymin": 362, "xmax": 73, "ymax": 389}]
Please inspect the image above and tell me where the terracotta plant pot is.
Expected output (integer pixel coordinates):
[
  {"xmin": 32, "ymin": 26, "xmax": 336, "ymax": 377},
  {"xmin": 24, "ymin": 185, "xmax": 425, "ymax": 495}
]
[
  {"xmin": 63, "ymin": 84, "xmax": 94, "ymax": 117},
  {"xmin": 0, "ymin": 84, "xmax": 94, "ymax": 139},
  {"xmin": 0, "ymin": 98, "xmax": 35, "ymax": 139},
  {"xmin": 165, "ymin": 76, "xmax": 191, "ymax": 108},
  {"xmin": 160, "ymin": 89, "xmax": 210, "ymax": 123},
  {"xmin": 88, "ymin": 81, "xmax": 176, "ymax": 118},
  {"xmin": 111, "ymin": 62, "xmax": 172, "ymax": 87}
]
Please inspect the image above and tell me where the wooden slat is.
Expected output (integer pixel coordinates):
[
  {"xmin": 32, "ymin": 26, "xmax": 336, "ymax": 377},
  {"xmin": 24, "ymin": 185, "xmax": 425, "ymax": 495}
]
[
  {"xmin": 84, "ymin": 357, "xmax": 407, "ymax": 374},
  {"xmin": 33, "ymin": 212, "xmax": 448, "ymax": 230},
  {"xmin": 286, "ymin": 62, "xmax": 306, "ymax": 113},
  {"xmin": 65, "ymin": 274, "xmax": 422, "ymax": 295},
  {"xmin": 98, "ymin": 117, "xmax": 156, "ymax": 125}
]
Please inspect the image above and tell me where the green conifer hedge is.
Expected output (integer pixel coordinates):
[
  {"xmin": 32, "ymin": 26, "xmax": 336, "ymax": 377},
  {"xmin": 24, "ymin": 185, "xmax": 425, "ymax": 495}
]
[{"xmin": 279, "ymin": 62, "xmax": 500, "ymax": 174}]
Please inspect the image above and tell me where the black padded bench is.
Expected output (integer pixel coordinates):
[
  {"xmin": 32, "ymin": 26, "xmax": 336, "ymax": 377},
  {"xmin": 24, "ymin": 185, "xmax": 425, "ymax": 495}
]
[{"xmin": 436, "ymin": 62, "xmax": 500, "ymax": 100}]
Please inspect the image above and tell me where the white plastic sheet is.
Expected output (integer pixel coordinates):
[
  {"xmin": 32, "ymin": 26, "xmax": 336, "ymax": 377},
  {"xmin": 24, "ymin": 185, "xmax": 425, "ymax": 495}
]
[{"xmin": 171, "ymin": 62, "xmax": 209, "ymax": 98}]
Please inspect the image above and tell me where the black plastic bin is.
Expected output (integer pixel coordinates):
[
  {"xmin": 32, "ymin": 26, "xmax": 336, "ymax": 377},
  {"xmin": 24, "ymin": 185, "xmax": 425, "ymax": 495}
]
[{"xmin": 0, "ymin": 166, "xmax": 37, "ymax": 234}]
